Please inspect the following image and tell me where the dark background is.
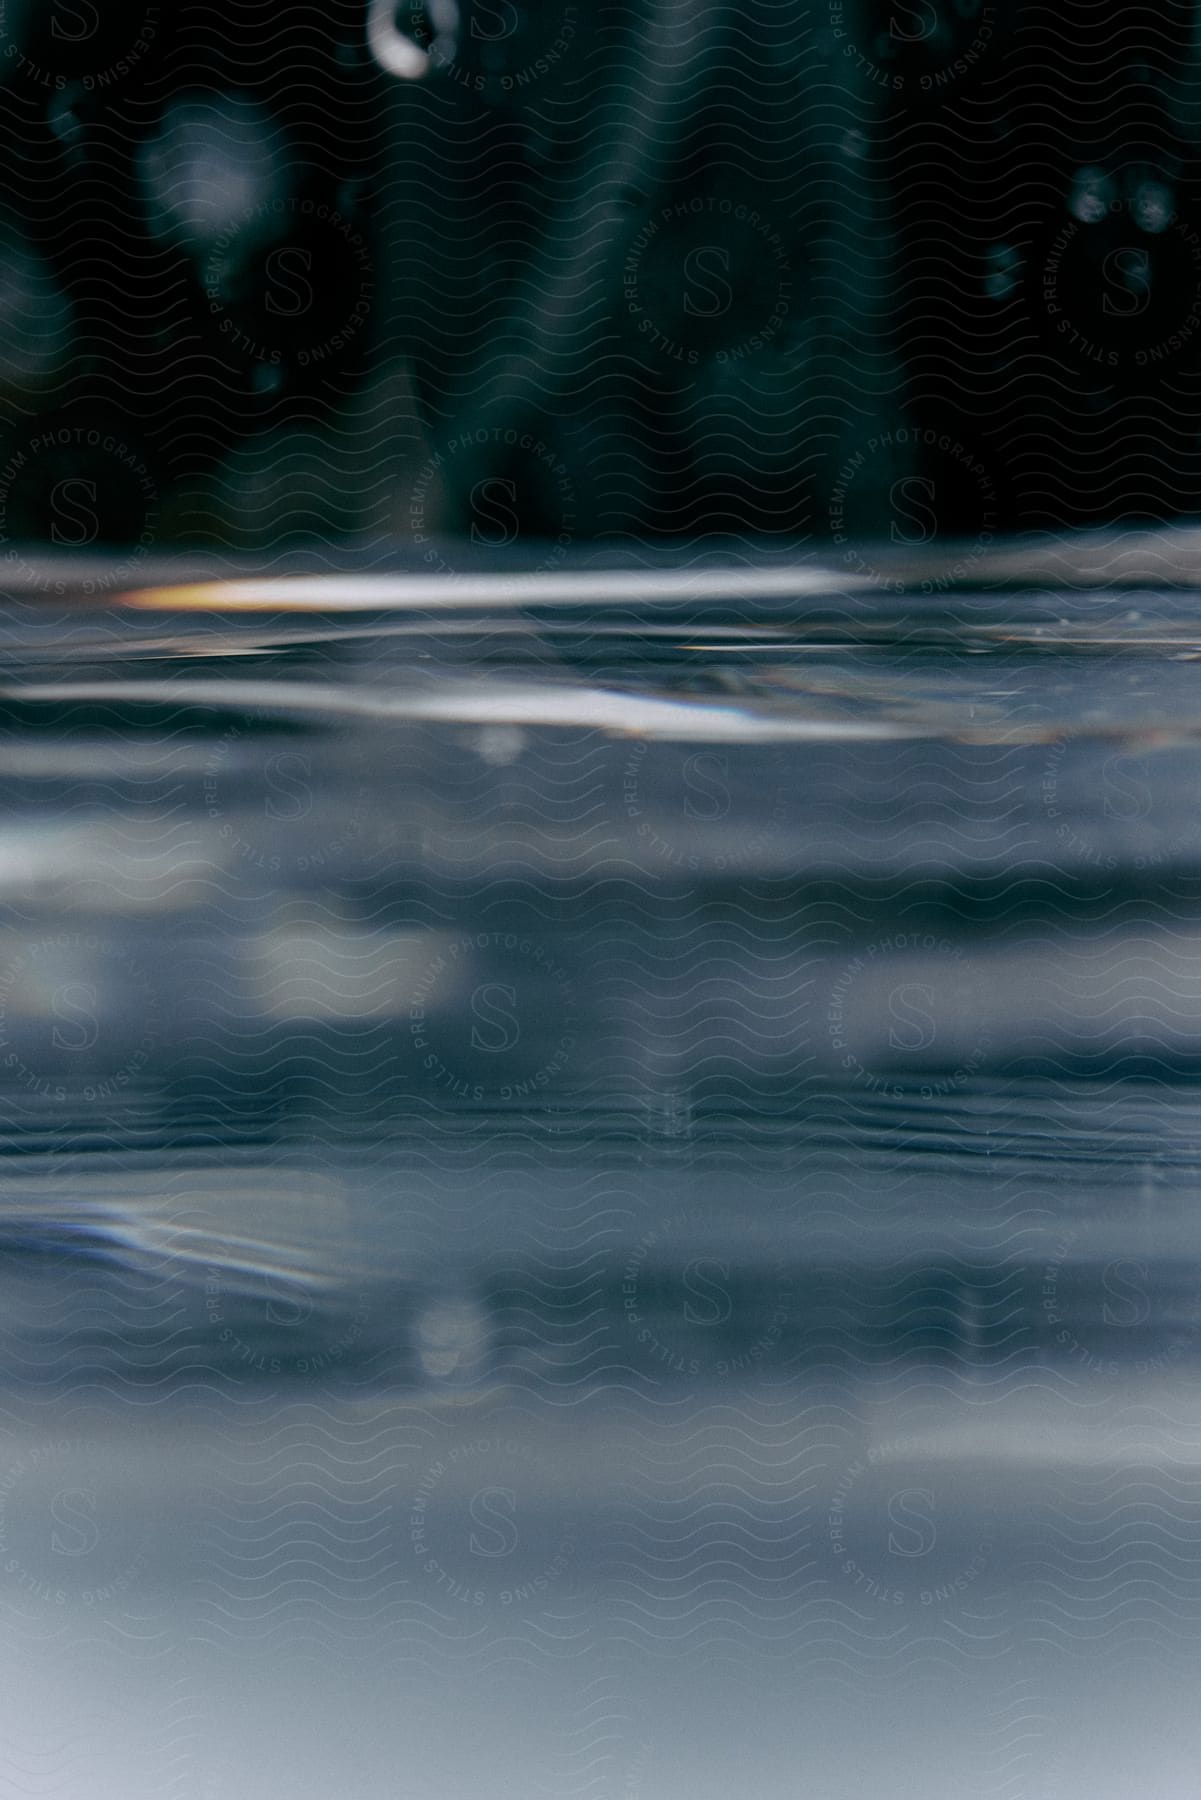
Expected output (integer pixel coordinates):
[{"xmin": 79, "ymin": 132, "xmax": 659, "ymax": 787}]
[{"xmin": 0, "ymin": 0, "xmax": 1196, "ymax": 564}]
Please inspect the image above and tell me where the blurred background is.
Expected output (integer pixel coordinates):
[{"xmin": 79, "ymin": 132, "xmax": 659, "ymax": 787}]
[
  {"xmin": 0, "ymin": 0, "xmax": 1197, "ymax": 564},
  {"xmin": 9, "ymin": 12, "xmax": 1201, "ymax": 1800}
]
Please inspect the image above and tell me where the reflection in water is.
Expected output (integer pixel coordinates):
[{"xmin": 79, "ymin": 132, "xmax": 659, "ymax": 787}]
[{"xmin": 3, "ymin": 547, "xmax": 1201, "ymax": 1795}]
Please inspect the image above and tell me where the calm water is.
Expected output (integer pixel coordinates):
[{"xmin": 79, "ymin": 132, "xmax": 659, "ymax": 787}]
[{"xmin": 2, "ymin": 538, "xmax": 1201, "ymax": 1796}]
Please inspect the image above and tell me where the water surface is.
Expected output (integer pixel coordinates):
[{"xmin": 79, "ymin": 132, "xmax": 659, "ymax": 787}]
[{"xmin": 2, "ymin": 538, "xmax": 1201, "ymax": 1797}]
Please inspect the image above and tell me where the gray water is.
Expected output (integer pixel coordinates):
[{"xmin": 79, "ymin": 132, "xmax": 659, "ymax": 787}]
[{"xmin": 3, "ymin": 537, "xmax": 1201, "ymax": 1796}]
